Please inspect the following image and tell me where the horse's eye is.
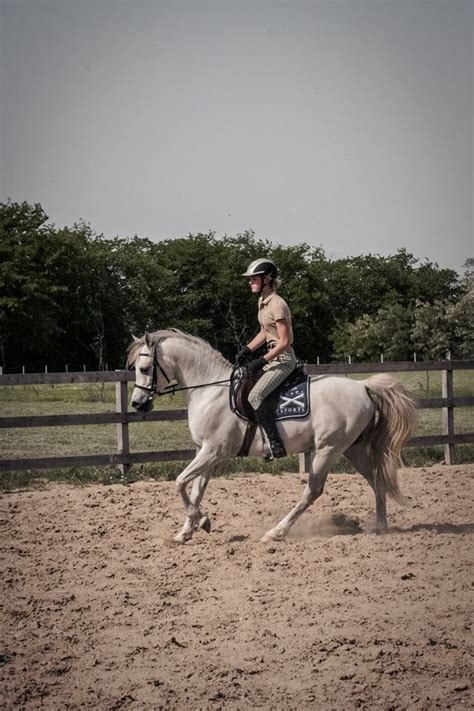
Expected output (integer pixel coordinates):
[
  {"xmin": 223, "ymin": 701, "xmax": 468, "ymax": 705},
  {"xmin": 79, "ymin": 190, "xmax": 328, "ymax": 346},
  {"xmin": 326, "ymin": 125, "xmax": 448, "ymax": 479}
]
[{"xmin": 140, "ymin": 367, "xmax": 150, "ymax": 375}]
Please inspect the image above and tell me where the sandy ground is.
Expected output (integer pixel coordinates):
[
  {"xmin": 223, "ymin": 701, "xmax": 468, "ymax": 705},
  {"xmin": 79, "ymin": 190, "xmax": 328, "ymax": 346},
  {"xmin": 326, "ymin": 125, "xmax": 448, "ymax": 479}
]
[{"xmin": 1, "ymin": 464, "xmax": 473, "ymax": 710}]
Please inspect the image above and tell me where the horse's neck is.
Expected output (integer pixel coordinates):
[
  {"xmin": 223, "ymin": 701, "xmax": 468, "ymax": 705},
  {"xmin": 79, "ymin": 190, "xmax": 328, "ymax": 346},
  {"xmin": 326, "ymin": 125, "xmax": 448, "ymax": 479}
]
[{"xmin": 166, "ymin": 339, "xmax": 231, "ymax": 404}]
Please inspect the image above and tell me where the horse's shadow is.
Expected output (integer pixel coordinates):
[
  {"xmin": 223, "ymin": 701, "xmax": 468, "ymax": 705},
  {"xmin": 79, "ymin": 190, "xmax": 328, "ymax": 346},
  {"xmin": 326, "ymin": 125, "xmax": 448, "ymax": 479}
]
[
  {"xmin": 389, "ymin": 521, "xmax": 474, "ymax": 535},
  {"xmin": 222, "ymin": 518, "xmax": 473, "ymax": 543},
  {"xmin": 226, "ymin": 534, "xmax": 249, "ymax": 543},
  {"xmin": 290, "ymin": 512, "xmax": 364, "ymax": 539},
  {"xmin": 290, "ymin": 513, "xmax": 474, "ymax": 540}
]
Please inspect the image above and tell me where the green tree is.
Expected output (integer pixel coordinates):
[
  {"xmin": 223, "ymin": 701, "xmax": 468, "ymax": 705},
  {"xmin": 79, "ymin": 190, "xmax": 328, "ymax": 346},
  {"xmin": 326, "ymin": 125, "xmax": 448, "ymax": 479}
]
[
  {"xmin": 411, "ymin": 300, "xmax": 451, "ymax": 360},
  {"xmin": 1, "ymin": 200, "xmax": 468, "ymax": 371},
  {"xmin": 270, "ymin": 243, "xmax": 334, "ymax": 361},
  {"xmin": 449, "ymin": 258, "xmax": 474, "ymax": 358},
  {"xmin": 0, "ymin": 201, "xmax": 65, "ymax": 370},
  {"xmin": 324, "ymin": 249, "xmax": 461, "ymax": 323},
  {"xmin": 0, "ymin": 201, "xmax": 130, "ymax": 370},
  {"xmin": 332, "ymin": 303, "xmax": 413, "ymax": 362}
]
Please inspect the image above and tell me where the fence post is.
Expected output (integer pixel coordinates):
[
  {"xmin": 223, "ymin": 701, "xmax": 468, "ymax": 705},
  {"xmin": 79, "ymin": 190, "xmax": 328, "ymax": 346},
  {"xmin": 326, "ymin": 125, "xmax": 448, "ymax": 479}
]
[
  {"xmin": 115, "ymin": 375, "xmax": 131, "ymax": 477},
  {"xmin": 299, "ymin": 452, "xmax": 312, "ymax": 475},
  {"xmin": 442, "ymin": 361, "xmax": 455, "ymax": 465}
]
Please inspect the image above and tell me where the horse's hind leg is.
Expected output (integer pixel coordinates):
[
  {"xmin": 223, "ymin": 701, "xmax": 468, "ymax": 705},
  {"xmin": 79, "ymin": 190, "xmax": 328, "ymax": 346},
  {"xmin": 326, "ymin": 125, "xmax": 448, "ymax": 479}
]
[
  {"xmin": 261, "ymin": 445, "xmax": 341, "ymax": 543},
  {"xmin": 345, "ymin": 440, "xmax": 387, "ymax": 531}
]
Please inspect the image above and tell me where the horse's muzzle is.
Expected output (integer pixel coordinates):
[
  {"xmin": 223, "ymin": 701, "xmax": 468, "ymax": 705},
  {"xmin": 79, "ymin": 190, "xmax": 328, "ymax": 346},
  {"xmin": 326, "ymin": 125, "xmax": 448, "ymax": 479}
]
[{"xmin": 131, "ymin": 396, "xmax": 154, "ymax": 413}]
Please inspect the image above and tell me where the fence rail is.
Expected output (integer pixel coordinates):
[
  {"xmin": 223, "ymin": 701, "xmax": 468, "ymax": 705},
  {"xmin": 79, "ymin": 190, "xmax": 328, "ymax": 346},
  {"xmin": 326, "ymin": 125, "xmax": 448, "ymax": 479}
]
[{"xmin": 0, "ymin": 361, "xmax": 473, "ymax": 473}]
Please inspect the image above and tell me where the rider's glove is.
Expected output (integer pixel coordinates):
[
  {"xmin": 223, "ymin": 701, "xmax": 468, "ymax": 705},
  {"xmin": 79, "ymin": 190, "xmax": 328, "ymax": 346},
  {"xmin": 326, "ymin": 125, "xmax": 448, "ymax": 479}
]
[
  {"xmin": 236, "ymin": 345, "xmax": 252, "ymax": 365},
  {"xmin": 247, "ymin": 356, "xmax": 267, "ymax": 375}
]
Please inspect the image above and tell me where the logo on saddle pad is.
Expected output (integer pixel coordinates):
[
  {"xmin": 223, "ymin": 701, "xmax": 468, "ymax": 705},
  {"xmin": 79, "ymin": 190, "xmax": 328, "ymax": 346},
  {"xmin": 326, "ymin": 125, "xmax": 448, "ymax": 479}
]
[
  {"xmin": 274, "ymin": 381, "xmax": 309, "ymax": 419},
  {"xmin": 230, "ymin": 366, "xmax": 310, "ymax": 421}
]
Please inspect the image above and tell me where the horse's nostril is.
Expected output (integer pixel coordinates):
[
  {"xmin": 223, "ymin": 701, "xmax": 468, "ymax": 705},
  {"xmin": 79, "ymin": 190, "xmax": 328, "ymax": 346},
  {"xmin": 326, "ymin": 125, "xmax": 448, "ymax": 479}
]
[{"xmin": 131, "ymin": 401, "xmax": 139, "ymax": 409}]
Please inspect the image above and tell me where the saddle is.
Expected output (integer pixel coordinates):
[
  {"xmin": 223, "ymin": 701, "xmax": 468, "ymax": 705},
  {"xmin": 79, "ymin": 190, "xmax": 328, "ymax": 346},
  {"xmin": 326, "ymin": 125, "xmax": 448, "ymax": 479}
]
[
  {"xmin": 230, "ymin": 364, "xmax": 310, "ymax": 423},
  {"xmin": 230, "ymin": 364, "xmax": 310, "ymax": 457}
]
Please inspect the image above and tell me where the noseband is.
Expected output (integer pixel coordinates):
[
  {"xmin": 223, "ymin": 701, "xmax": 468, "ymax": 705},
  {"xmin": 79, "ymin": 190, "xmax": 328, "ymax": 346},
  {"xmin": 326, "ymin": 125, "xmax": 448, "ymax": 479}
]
[{"xmin": 133, "ymin": 351, "xmax": 172, "ymax": 398}]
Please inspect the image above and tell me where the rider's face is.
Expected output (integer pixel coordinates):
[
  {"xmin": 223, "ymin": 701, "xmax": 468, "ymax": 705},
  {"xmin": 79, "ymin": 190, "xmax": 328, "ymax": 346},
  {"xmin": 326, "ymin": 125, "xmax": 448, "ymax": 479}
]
[{"xmin": 248, "ymin": 275, "xmax": 270, "ymax": 294}]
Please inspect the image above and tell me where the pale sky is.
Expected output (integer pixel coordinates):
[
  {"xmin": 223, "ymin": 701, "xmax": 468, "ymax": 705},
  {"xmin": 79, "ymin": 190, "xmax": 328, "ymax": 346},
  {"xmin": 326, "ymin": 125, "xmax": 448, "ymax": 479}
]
[{"xmin": 1, "ymin": 0, "xmax": 472, "ymax": 272}]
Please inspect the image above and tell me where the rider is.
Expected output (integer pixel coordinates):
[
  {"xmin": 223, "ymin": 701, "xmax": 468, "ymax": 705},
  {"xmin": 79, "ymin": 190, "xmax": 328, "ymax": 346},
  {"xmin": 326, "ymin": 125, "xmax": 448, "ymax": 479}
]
[{"xmin": 236, "ymin": 258, "xmax": 297, "ymax": 459}]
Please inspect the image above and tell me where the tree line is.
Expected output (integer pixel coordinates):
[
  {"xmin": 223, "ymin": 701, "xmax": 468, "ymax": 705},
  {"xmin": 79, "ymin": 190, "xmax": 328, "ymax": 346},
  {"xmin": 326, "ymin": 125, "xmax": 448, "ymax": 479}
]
[{"xmin": 0, "ymin": 200, "xmax": 472, "ymax": 373}]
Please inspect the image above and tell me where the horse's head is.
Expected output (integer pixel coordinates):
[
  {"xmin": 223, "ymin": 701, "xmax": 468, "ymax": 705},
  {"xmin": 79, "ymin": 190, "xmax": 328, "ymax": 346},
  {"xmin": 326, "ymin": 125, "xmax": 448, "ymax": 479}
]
[{"xmin": 127, "ymin": 332, "xmax": 172, "ymax": 412}]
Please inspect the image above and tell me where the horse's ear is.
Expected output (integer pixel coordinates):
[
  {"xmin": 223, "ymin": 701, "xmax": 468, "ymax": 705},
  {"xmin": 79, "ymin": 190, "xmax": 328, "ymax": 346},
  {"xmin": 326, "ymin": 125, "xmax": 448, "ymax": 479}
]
[
  {"xmin": 144, "ymin": 331, "xmax": 153, "ymax": 348},
  {"xmin": 132, "ymin": 334, "xmax": 140, "ymax": 343}
]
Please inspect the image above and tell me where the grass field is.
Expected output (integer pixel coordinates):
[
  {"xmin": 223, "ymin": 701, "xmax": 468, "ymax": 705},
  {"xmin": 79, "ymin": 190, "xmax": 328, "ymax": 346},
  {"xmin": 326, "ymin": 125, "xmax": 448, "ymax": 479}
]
[{"xmin": 0, "ymin": 370, "xmax": 472, "ymax": 490}]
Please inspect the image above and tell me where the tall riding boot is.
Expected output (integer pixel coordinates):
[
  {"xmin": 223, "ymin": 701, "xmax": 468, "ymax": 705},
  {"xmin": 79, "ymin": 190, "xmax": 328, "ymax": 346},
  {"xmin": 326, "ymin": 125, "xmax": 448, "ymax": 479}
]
[{"xmin": 254, "ymin": 400, "xmax": 287, "ymax": 460}]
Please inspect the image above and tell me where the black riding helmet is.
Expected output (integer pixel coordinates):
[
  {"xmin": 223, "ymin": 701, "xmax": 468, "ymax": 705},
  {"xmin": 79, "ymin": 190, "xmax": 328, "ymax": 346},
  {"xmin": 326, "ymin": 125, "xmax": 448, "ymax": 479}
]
[{"xmin": 242, "ymin": 258, "xmax": 278, "ymax": 280}]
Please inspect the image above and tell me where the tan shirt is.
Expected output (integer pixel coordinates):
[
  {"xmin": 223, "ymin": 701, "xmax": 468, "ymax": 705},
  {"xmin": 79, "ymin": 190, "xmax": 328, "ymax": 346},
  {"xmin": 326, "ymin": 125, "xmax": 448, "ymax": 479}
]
[{"xmin": 258, "ymin": 292, "xmax": 294, "ymax": 345}]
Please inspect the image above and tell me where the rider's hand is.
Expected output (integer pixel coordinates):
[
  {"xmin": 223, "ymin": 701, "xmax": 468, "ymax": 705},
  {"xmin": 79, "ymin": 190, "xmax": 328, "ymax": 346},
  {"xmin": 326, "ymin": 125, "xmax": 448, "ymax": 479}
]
[
  {"xmin": 247, "ymin": 356, "xmax": 267, "ymax": 375},
  {"xmin": 236, "ymin": 345, "xmax": 252, "ymax": 364}
]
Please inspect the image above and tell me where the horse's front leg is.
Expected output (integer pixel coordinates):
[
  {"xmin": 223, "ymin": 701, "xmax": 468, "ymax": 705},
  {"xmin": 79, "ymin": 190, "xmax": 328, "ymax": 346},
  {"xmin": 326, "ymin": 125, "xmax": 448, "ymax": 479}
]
[
  {"xmin": 174, "ymin": 446, "xmax": 219, "ymax": 544},
  {"xmin": 174, "ymin": 473, "xmax": 211, "ymax": 543}
]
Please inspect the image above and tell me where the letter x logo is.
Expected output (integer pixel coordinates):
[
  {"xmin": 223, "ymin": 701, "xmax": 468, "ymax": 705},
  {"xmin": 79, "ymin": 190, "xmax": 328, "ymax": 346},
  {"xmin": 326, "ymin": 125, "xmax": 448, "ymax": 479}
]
[{"xmin": 280, "ymin": 393, "xmax": 305, "ymax": 409}]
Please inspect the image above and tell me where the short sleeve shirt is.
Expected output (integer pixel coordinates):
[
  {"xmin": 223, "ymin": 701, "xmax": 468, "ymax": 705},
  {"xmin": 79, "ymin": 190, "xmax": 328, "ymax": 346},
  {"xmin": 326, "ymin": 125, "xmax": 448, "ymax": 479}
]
[{"xmin": 258, "ymin": 293, "xmax": 294, "ymax": 345}]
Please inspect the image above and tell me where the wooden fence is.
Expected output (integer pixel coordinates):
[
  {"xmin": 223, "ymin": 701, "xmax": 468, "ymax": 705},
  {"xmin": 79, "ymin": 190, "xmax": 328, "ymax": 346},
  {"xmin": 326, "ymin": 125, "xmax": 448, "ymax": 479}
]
[{"xmin": 0, "ymin": 361, "xmax": 473, "ymax": 474}]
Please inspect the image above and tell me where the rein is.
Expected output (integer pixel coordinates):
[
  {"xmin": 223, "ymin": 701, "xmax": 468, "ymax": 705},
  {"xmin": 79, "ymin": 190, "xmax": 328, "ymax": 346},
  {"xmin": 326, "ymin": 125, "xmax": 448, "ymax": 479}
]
[
  {"xmin": 157, "ymin": 378, "xmax": 231, "ymax": 397},
  {"xmin": 134, "ymin": 351, "xmax": 231, "ymax": 399}
]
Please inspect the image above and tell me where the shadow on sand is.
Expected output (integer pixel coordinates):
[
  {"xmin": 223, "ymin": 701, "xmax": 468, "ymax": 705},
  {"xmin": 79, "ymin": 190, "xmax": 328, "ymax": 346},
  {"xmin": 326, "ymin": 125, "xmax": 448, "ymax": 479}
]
[
  {"xmin": 289, "ymin": 512, "xmax": 364, "ymax": 540},
  {"xmin": 290, "ymin": 513, "xmax": 474, "ymax": 540},
  {"xmin": 389, "ymin": 521, "xmax": 474, "ymax": 535}
]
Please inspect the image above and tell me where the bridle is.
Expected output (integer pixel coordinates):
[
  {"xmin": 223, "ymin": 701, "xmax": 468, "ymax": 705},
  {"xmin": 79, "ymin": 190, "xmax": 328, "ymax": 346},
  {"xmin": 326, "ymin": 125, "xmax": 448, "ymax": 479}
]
[
  {"xmin": 133, "ymin": 350, "xmax": 231, "ymax": 399},
  {"xmin": 133, "ymin": 350, "xmax": 172, "ymax": 399}
]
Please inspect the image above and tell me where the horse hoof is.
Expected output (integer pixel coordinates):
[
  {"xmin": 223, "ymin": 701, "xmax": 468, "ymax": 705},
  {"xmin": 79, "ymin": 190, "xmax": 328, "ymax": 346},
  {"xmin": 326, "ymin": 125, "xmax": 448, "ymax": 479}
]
[
  {"xmin": 173, "ymin": 533, "xmax": 190, "ymax": 544},
  {"xmin": 261, "ymin": 529, "xmax": 285, "ymax": 543},
  {"xmin": 199, "ymin": 515, "xmax": 211, "ymax": 534}
]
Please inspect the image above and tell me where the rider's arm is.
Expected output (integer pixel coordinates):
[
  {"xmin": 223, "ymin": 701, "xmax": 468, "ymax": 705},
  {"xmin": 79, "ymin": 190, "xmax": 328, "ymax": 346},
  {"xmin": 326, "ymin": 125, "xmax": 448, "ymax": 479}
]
[
  {"xmin": 247, "ymin": 329, "xmax": 267, "ymax": 352},
  {"xmin": 264, "ymin": 319, "xmax": 291, "ymax": 362}
]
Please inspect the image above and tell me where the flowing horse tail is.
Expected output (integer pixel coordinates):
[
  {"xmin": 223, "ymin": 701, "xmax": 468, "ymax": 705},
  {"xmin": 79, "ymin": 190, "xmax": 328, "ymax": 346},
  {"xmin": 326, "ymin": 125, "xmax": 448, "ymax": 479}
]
[{"xmin": 363, "ymin": 374, "xmax": 418, "ymax": 504}]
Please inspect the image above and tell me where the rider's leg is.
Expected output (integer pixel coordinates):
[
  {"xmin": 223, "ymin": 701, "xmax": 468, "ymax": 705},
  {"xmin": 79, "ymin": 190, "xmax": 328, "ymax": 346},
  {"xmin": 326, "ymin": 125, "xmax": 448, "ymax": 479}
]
[
  {"xmin": 254, "ymin": 397, "xmax": 287, "ymax": 459},
  {"xmin": 248, "ymin": 352, "xmax": 296, "ymax": 459}
]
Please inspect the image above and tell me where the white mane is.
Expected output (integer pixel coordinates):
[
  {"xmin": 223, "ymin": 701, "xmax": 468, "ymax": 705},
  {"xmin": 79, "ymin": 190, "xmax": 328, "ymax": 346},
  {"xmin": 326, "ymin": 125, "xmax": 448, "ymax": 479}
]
[{"xmin": 127, "ymin": 329, "xmax": 231, "ymax": 377}]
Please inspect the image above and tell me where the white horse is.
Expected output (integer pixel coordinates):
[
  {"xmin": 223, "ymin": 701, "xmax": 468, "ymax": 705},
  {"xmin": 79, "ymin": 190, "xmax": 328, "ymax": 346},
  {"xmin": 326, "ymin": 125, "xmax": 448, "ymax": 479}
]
[{"xmin": 128, "ymin": 330, "xmax": 417, "ymax": 544}]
